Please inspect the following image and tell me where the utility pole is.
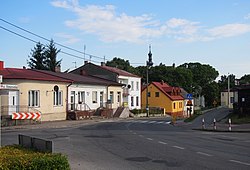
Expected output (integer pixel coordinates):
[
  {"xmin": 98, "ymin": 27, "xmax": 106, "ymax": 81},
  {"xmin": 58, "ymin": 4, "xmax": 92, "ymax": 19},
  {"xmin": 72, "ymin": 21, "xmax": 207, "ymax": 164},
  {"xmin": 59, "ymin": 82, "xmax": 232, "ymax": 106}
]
[{"xmin": 228, "ymin": 73, "xmax": 230, "ymax": 108}]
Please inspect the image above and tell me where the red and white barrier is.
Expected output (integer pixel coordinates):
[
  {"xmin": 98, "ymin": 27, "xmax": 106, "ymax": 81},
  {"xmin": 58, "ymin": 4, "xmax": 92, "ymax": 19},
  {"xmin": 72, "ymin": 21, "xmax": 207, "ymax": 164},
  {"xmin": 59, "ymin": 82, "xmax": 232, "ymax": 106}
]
[{"xmin": 12, "ymin": 112, "xmax": 41, "ymax": 120}]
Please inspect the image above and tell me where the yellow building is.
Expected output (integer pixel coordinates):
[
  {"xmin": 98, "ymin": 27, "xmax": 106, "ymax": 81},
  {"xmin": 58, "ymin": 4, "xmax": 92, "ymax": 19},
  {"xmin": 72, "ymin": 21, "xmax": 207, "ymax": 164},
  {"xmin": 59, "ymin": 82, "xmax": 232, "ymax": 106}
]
[
  {"xmin": 0, "ymin": 66, "xmax": 71, "ymax": 121},
  {"xmin": 141, "ymin": 81, "xmax": 184, "ymax": 117}
]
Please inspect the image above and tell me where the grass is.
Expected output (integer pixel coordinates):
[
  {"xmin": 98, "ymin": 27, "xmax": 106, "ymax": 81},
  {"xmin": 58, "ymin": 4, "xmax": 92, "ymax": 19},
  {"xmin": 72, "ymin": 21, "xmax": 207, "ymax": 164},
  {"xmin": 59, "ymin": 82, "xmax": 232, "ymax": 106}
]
[
  {"xmin": 228, "ymin": 113, "xmax": 250, "ymax": 124},
  {"xmin": 184, "ymin": 110, "xmax": 202, "ymax": 122}
]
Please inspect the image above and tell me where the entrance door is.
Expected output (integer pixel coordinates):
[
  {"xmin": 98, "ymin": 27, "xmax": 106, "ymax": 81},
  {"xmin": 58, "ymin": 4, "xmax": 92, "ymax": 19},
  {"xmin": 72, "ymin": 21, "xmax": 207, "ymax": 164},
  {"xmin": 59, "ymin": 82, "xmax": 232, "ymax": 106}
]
[
  {"xmin": 100, "ymin": 91, "xmax": 104, "ymax": 107},
  {"xmin": 8, "ymin": 91, "xmax": 18, "ymax": 115},
  {"xmin": 70, "ymin": 91, "xmax": 75, "ymax": 110}
]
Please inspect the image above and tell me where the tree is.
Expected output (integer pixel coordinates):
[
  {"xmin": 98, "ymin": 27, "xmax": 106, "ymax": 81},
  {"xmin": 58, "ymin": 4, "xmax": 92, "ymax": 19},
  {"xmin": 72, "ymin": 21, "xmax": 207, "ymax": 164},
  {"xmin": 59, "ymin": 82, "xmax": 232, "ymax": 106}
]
[
  {"xmin": 44, "ymin": 39, "xmax": 62, "ymax": 72},
  {"xmin": 179, "ymin": 62, "xmax": 219, "ymax": 93},
  {"xmin": 240, "ymin": 74, "xmax": 250, "ymax": 85},
  {"xmin": 27, "ymin": 42, "xmax": 46, "ymax": 70},
  {"xmin": 202, "ymin": 81, "xmax": 220, "ymax": 107},
  {"xmin": 218, "ymin": 74, "xmax": 236, "ymax": 92},
  {"xmin": 106, "ymin": 57, "xmax": 138, "ymax": 75}
]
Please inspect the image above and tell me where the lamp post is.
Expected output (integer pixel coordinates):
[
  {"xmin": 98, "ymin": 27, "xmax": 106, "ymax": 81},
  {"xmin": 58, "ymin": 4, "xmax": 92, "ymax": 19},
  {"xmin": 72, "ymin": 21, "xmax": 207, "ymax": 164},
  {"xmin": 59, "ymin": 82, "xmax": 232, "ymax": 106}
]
[{"xmin": 146, "ymin": 45, "xmax": 153, "ymax": 117}]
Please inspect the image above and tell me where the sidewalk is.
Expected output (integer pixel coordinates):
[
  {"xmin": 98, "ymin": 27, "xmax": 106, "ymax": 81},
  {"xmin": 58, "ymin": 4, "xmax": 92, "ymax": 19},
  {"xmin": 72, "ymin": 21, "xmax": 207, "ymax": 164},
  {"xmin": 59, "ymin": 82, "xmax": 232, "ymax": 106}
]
[
  {"xmin": 1, "ymin": 117, "xmax": 112, "ymax": 131},
  {"xmin": 173, "ymin": 119, "xmax": 250, "ymax": 133},
  {"xmin": 198, "ymin": 122, "xmax": 250, "ymax": 132}
]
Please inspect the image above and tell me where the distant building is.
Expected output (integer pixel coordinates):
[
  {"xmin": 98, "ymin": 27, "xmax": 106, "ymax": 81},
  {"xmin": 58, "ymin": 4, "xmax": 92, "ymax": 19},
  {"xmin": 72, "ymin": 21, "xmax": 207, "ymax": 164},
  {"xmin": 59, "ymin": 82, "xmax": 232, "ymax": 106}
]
[
  {"xmin": 221, "ymin": 89, "xmax": 236, "ymax": 108},
  {"xmin": 141, "ymin": 81, "xmax": 184, "ymax": 117}
]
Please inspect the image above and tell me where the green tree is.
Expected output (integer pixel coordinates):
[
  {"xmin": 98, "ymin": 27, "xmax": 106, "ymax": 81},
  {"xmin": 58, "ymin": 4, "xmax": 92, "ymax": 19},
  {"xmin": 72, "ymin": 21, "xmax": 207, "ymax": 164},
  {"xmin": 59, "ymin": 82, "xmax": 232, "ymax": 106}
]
[
  {"xmin": 179, "ymin": 62, "xmax": 219, "ymax": 92},
  {"xmin": 218, "ymin": 74, "xmax": 236, "ymax": 92},
  {"xmin": 106, "ymin": 57, "xmax": 138, "ymax": 75},
  {"xmin": 202, "ymin": 81, "xmax": 220, "ymax": 107},
  {"xmin": 27, "ymin": 42, "xmax": 46, "ymax": 70},
  {"xmin": 240, "ymin": 74, "xmax": 250, "ymax": 85},
  {"xmin": 44, "ymin": 39, "xmax": 61, "ymax": 72}
]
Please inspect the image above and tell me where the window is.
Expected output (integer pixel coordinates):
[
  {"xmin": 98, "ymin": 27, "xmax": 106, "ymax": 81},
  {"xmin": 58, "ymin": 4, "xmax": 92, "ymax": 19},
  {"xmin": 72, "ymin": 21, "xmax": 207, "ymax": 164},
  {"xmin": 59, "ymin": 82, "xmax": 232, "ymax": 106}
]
[
  {"xmin": 179, "ymin": 102, "xmax": 182, "ymax": 108},
  {"xmin": 136, "ymin": 96, "xmax": 139, "ymax": 106},
  {"xmin": 110, "ymin": 91, "xmax": 114, "ymax": 103},
  {"xmin": 28, "ymin": 90, "xmax": 39, "ymax": 107},
  {"xmin": 173, "ymin": 103, "xmax": 176, "ymax": 109},
  {"xmin": 131, "ymin": 96, "xmax": 134, "ymax": 106},
  {"xmin": 148, "ymin": 92, "xmax": 151, "ymax": 97},
  {"xmin": 92, "ymin": 91, "xmax": 97, "ymax": 103},
  {"xmin": 136, "ymin": 82, "xmax": 139, "ymax": 91},
  {"xmin": 117, "ymin": 92, "xmax": 121, "ymax": 103},
  {"xmin": 54, "ymin": 91, "xmax": 63, "ymax": 106},
  {"xmin": 78, "ymin": 91, "xmax": 85, "ymax": 104},
  {"xmin": 131, "ymin": 81, "xmax": 134, "ymax": 90},
  {"xmin": 155, "ymin": 92, "xmax": 160, "ymax": 97},
  {"xmin": 230, "ymin": 97, "xmax": 234, "ymax": 104}
]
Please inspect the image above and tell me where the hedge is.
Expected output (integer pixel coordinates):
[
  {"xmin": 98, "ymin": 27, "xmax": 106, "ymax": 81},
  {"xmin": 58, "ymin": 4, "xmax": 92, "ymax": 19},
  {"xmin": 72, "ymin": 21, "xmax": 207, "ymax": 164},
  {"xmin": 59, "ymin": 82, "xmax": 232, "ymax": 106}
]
[{"xmin": 0, "ymin": 145, "xmax": 70, "ymax": 170}]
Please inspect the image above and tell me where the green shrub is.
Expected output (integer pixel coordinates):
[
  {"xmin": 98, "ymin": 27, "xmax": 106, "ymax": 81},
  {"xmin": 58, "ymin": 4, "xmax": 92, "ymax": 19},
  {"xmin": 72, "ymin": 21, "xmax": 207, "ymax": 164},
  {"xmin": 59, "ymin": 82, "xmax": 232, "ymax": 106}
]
[{"xmin": 0, "ymin": 145, "xmax": 70, "ymax": 170}]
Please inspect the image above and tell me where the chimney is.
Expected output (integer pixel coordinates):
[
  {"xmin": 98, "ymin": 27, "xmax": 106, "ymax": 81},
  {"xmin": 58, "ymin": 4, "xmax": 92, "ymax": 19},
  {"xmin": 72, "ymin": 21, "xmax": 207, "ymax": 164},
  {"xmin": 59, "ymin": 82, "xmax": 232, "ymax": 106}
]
[
  {"xmin": 84, "ymin": 60, "xmax": 88, "ymax": 65},
  {"xmin": 101, "ymin": 62, "xmax": 105, "ymax": 66},
  {"xmin": 55, "ymin": 65, "xmax": 61, "ymax": 72},
  {"xmin": 0, "ymin": 61, "xmax": 4, "ymax": 70},
  {"xmin": 161, "ymin": 80, "xmax": 164, "ymax": 85},
  {"xmin": 80, "ymin": 70, "xmax": 88, "ymax": 76}
]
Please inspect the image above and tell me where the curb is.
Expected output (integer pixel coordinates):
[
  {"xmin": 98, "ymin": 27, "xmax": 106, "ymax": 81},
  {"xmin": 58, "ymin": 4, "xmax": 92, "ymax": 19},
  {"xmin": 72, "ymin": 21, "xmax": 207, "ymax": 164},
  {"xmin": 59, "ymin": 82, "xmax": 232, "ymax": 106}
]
[{"xmin": 192, "ymin": 128, "xmax": 250, "ymax": 133}]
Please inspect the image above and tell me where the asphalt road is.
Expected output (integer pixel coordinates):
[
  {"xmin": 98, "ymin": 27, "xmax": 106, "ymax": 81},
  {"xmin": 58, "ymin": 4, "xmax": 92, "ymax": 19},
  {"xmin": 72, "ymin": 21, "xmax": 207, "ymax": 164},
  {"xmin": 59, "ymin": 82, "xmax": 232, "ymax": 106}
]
[{"xmin": 1, "ymin": 116, "xmax": 250, "ymax": 170}]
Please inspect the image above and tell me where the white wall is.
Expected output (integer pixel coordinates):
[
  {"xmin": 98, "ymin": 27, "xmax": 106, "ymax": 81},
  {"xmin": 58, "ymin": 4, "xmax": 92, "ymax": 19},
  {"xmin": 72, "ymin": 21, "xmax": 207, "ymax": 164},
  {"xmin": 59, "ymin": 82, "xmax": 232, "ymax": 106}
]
[
  {"xmin": 68, "ymin": 84, "xmax": 107, "ymax": 110},
  {"xmin": 119, "ymin": 75, "xmax": 141, "ymax": 110}
]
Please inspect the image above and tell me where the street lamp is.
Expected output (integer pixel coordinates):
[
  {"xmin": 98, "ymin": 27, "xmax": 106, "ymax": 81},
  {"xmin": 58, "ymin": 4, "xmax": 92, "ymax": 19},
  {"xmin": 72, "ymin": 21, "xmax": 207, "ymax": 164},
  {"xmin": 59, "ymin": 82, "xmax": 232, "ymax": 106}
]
[{"xmin": 146, "ymin": 45, "xmax": 153, "ymax": 117}]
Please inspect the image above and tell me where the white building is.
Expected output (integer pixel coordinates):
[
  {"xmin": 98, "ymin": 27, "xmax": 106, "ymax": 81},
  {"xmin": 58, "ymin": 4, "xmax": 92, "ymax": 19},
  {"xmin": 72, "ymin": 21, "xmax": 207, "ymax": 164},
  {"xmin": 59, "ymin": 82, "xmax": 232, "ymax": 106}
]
[{"xmin": 70, "ymin": 62, "xmax": 141, "ymax": 110}]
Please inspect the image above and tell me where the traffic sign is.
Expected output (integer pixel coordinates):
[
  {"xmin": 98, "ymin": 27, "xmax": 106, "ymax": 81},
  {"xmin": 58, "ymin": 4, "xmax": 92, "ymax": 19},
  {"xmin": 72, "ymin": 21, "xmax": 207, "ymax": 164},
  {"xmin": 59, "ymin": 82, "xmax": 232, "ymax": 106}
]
[
  {"xmin": 12, "ymin": 112, "xmax": 41, "ymax": 120},
  {"xmin": 186, "ymin": 93, "xmax": 193, "ymax": 99}
]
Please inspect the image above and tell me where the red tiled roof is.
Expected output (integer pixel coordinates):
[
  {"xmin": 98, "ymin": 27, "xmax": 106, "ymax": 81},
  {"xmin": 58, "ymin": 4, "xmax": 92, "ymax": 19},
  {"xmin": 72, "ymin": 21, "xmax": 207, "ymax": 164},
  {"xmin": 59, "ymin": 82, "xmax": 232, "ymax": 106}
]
[
  {"xmin": 101, "ymin": 65, "xmax": 140, "ymax": 78},
  {"xmin": 35, "ymin": 70, "xmax": 123, "ymax": 86},
  {"xmin": 151, "ymin": 81, "xmax": 184, "ymax": 101},
  {"xmin": 0, "ymin": 68, "xmax": 72, "ymax": 83}
]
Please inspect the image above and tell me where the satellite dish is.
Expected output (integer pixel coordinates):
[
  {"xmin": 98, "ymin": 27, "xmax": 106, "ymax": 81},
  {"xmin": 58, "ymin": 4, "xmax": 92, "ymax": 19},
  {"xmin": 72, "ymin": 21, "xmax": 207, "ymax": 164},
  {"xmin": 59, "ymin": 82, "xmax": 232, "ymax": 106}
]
[
  {"xmin": 54, "ymin": 85, "xmax": 59, "ymax": 92},
  {"xmin": 127, "ymin": 84, "xmax": 131, "ymax": 89}
]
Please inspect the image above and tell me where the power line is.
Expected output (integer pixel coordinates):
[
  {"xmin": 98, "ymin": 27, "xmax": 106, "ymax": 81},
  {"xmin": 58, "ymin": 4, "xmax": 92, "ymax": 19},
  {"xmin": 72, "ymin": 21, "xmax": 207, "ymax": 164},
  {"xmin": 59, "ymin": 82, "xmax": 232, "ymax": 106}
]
[
  {"xmin": 0, "ymin": 18, "xmax": 110, "ymax": 61},
  {"xmin": 0, "ymin": 25, "xmax": 101, "ymax": 64}
]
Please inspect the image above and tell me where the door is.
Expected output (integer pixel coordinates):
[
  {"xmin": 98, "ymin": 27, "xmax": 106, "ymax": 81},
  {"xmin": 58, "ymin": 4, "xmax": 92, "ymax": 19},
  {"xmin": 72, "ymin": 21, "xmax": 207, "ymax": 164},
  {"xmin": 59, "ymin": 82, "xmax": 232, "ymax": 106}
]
[
  {"xmin": 70, "ymin": 91, "xmax": 75, "ymax": 110},
  {"xmin": 8, "ymin": 91, "xmax": 18, "ymax": 115},
  {"xmin": 100, "ymin": 91, "xmax": 104, "ymax": 107}
]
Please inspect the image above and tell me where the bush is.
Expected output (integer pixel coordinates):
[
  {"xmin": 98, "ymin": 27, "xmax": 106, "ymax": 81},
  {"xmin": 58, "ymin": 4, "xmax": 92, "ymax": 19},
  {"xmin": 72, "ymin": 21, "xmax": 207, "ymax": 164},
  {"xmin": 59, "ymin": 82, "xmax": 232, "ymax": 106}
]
[{"xmin": 0, "ymin": 145, "xmax": 70, "ymax": 170}]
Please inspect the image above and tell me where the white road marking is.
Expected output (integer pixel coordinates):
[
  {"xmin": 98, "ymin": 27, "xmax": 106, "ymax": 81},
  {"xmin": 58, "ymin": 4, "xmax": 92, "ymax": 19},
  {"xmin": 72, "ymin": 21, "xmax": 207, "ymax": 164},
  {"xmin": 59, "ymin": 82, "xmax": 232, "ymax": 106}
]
[
  {"xmin": 139, "ymin": 135, "xmax": 144, "ymax": 137},
  {"xmin": 172, "ymin": 146, "xmax": 185, "ymax": 150},
  {"xmin": 133, "ymin": 132, "xmax": 137, "ymax": 135},
  {"xmin": 196, "ymin": 152, "xmax": 212, "ymax": 157},
  {"xmin": 148, "ymin": 121, "xmax": 157, "ymax": 124},
  {"xmin": 140, "ymin": 120, "xmax": 148, "ymax": 123},
  {"xmin": 158, "ymin": 141, "xmax": 167, "ymax": 145},
  {"xmin": 147, "ymin": 138, "xmax": 153, "ymax": 141},
  {"xmin": 229, "ymin": 160, "xmax": 250, "ymax": 166}
]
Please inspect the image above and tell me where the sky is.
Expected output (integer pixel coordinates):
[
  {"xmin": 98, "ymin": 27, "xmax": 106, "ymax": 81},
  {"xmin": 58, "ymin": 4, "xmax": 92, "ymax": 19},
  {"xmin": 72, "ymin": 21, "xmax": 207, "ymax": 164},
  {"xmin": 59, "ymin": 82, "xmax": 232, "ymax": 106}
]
[{"xmin": 1, "ymin": 0, "xmax": 250, "ymax": 79}]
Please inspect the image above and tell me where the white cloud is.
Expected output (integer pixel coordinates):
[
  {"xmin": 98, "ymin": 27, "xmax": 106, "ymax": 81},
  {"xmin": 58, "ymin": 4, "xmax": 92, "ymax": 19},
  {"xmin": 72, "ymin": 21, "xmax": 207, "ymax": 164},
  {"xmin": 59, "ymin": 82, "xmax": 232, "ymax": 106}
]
[
  {"xmin": 51, "ymin": 0, "xmax": 250, "ymax": 43},
  {"xmin": 54, "ymin": 32, "xmax": 80, "ymax": 44},
  {"xmin": 208, "ymin": 24, "xmax": 250, "ymax": 38}
]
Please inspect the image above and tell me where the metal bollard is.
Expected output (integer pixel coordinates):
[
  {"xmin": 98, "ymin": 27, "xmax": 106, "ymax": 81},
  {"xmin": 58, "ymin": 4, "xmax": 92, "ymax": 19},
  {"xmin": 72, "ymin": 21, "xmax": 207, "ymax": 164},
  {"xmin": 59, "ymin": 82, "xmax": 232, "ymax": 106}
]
[
  {"xmin": 229, "ymin": 118, "xmax": 232, "ymax": 131},
  {"xmin": 213, "ymin": 118, "xmax": 216, "ymax": 130},
  {"xmin": 202, "ymin": 118, "xmax": 205, "ymax": 130}
]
